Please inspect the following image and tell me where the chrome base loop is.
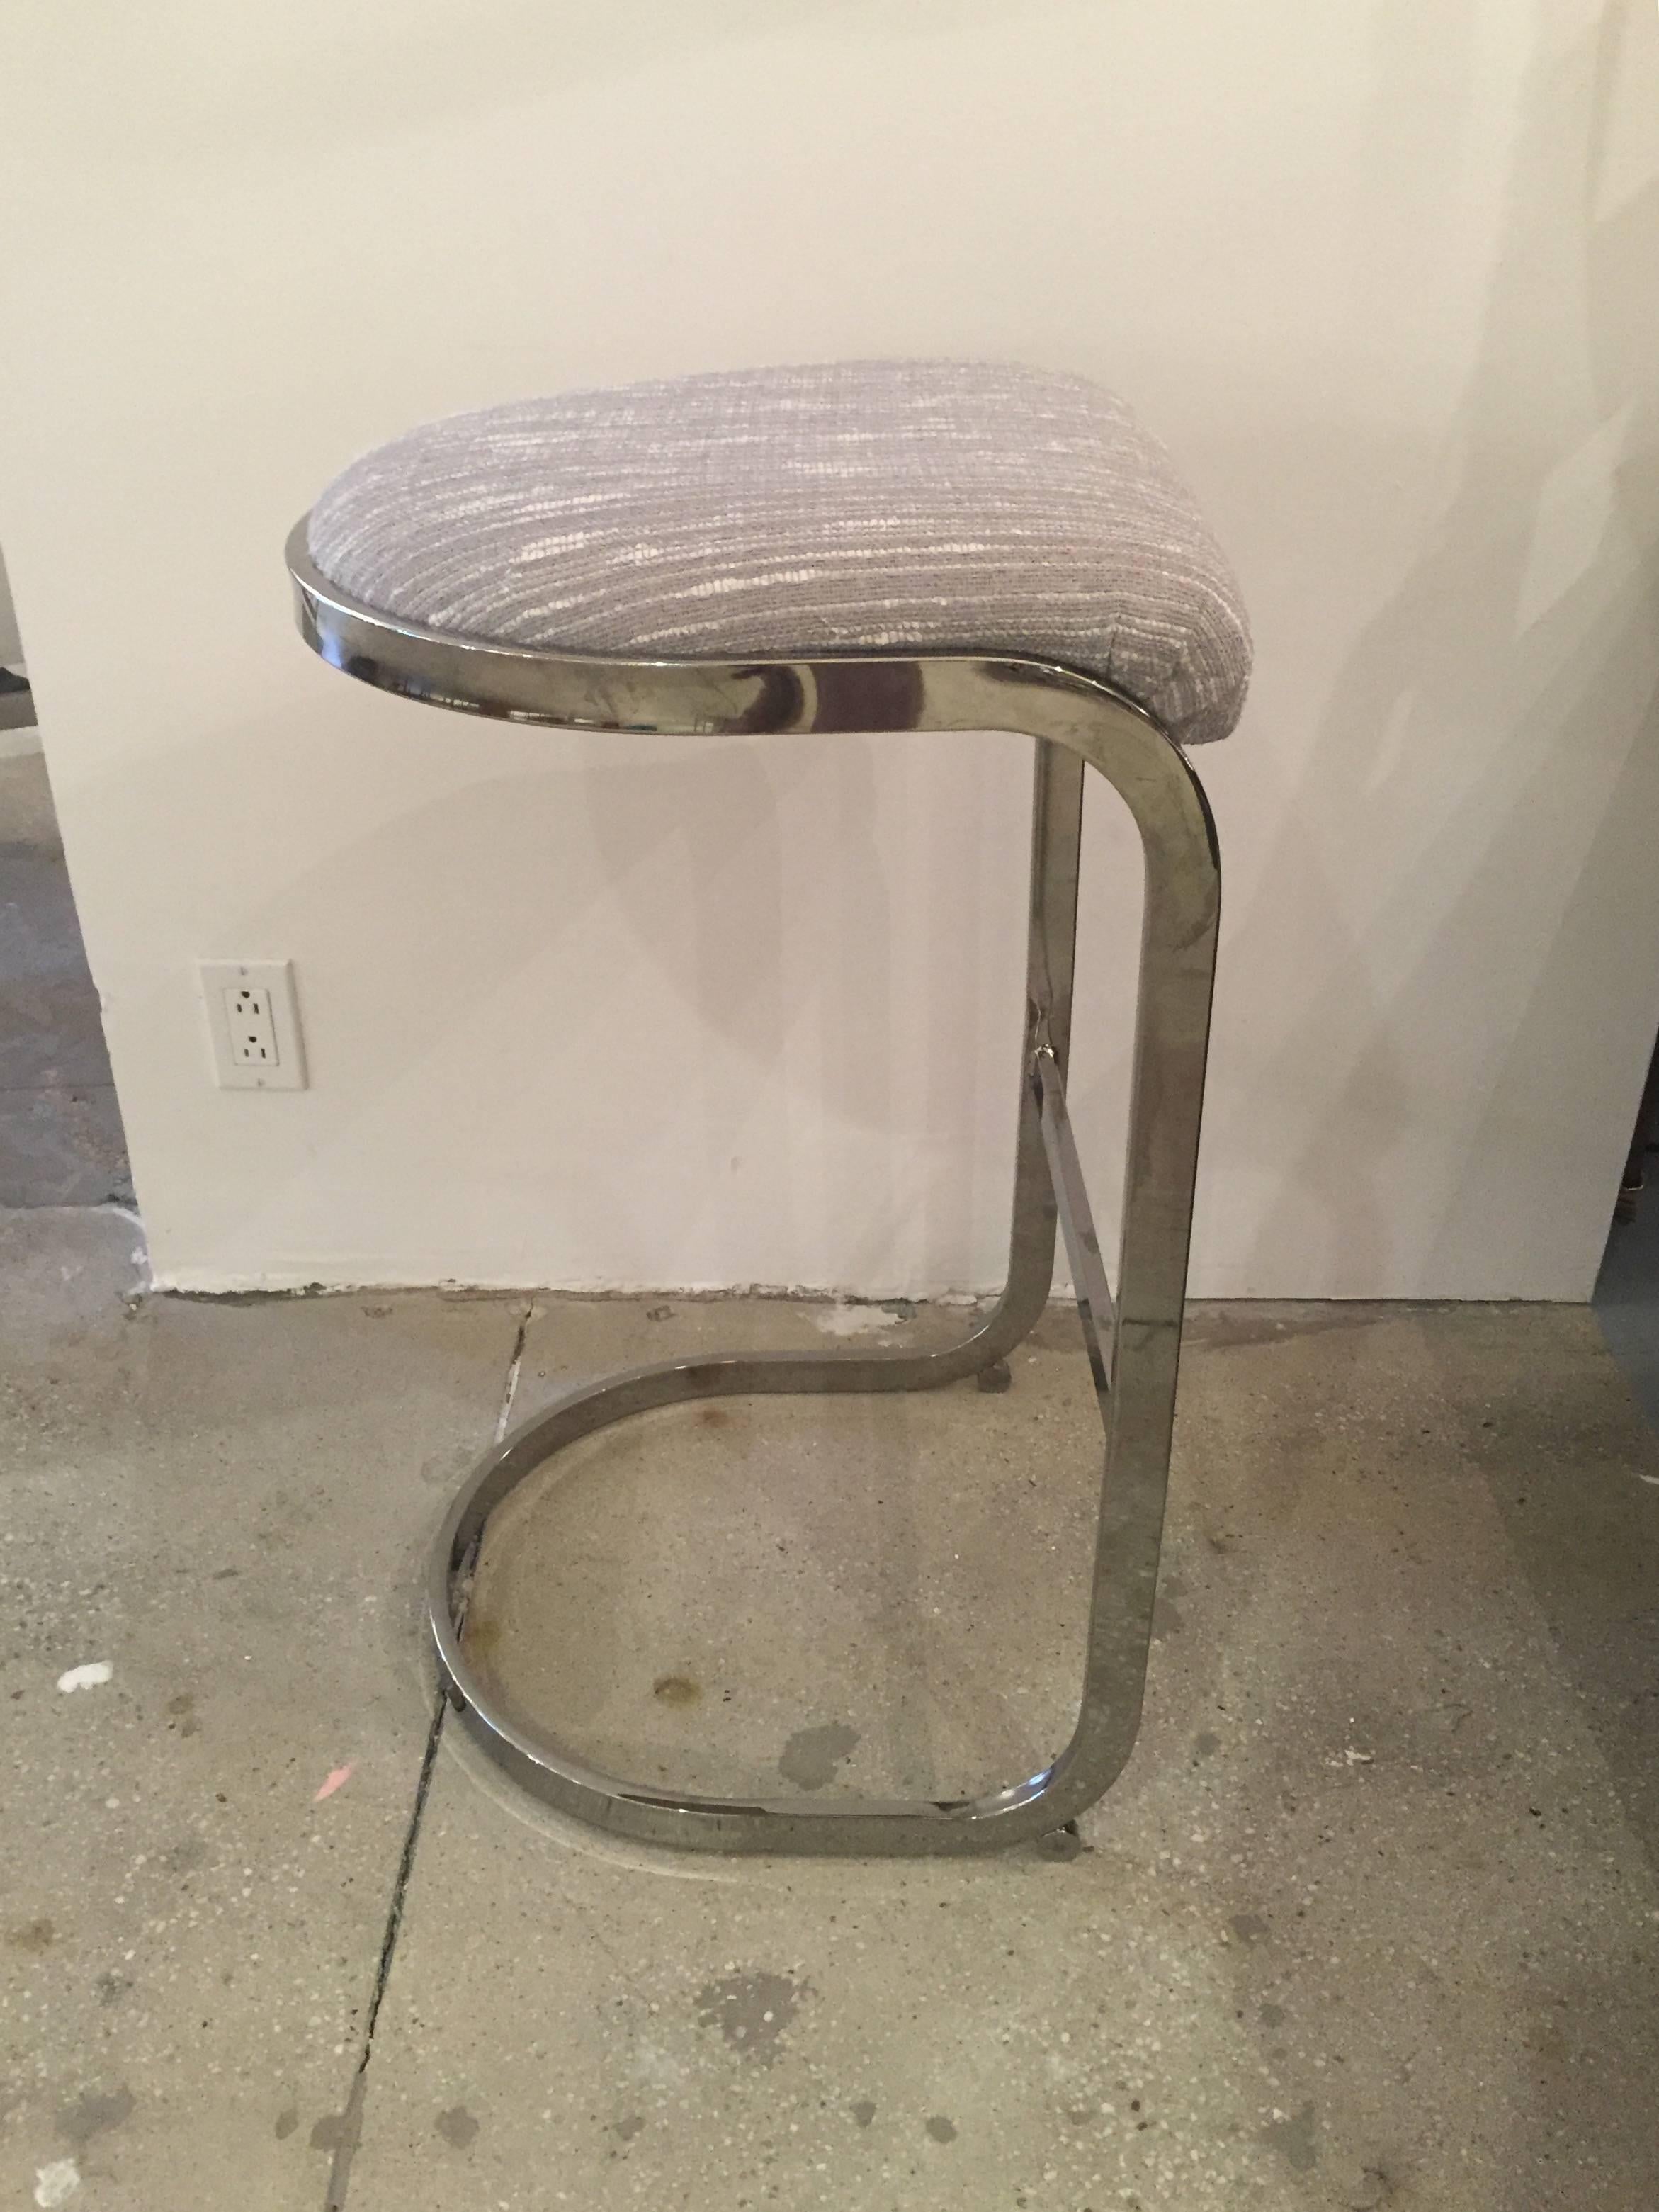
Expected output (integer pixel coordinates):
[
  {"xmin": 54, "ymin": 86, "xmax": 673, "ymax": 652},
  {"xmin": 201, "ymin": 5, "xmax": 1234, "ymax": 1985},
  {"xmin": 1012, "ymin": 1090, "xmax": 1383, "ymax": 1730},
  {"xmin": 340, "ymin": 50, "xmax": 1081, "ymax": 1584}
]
[{"xmin": 431, "ymin": 1288, "xmax": 1077, "ymax": 1856}]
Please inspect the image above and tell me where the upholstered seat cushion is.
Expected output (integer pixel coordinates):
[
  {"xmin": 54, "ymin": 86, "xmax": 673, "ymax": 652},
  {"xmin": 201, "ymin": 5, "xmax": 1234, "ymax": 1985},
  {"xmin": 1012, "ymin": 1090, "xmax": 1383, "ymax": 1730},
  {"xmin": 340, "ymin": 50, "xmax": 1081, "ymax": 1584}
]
[{"xmin": 307, "ymin": 361, "xmax": 1250, "ymax": 747}]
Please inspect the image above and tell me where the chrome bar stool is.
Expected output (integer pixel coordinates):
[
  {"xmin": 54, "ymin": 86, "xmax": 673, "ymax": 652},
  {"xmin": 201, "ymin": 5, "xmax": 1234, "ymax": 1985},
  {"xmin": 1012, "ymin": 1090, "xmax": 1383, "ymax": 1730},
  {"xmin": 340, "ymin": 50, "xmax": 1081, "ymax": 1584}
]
[{"xmin": 288, "ymin": 360, "xmax": 1250, "ymax": 1856}]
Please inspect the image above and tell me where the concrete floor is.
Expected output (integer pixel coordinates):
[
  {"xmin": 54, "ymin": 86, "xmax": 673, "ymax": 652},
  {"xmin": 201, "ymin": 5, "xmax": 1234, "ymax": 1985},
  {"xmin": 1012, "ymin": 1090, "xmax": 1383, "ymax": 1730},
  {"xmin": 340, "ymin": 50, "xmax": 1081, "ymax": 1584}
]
[
  {"xmin": 0, "ymin": 747, "xmax": 132, "ymax": 1208},
  {"xmin": 0, "ymin": 672, "xmax": 35, "ymax": 738},
  {"xmin": 4, "ymin": 1209, "xmax": 1658, "ymax": 2211},
  {"xmin": 1597, "ymin": 1188, "xmax": 1659, "ymax": 1434}
]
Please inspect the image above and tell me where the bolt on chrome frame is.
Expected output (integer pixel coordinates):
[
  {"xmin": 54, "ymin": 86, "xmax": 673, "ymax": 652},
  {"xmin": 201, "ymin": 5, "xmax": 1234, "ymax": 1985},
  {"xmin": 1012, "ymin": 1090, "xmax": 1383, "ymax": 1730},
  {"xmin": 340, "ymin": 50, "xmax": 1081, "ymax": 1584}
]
[{"xmin": 287, "ymin": 520, "xmax": 1221, "ymax": 1856}]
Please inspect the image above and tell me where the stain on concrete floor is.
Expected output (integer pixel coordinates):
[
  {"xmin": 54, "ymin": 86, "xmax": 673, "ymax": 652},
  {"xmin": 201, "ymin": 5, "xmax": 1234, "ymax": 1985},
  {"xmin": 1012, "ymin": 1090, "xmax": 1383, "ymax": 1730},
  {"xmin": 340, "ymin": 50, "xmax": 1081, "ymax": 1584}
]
[
  {"xmin": 778, "ymin": 1720, "xmax": 861, "ymax": 1790},
  {"xmin": 433, "ymin": 2104, "xmax": 479, "ymax": 2149},
  {"xmin": 694, "ymin": 1971, "xmax": 810, "ymax": 2064}
]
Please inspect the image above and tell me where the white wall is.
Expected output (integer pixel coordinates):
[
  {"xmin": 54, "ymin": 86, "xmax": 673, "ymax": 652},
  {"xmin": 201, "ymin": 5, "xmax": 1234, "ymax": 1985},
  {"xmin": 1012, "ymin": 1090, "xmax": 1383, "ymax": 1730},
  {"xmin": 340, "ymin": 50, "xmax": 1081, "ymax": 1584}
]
[{"xmin": 1, "ymin": 0, "xmax": 1655, "ymax": 1298}]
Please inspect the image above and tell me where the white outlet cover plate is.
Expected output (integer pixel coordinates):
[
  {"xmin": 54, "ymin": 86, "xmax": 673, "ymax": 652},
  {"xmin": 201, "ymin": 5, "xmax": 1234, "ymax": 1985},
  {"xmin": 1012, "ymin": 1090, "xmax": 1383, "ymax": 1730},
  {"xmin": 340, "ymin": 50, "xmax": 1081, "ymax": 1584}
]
[{"xmin": 198, "ymin": 959, "xmax": 307, "ymax": 1090}]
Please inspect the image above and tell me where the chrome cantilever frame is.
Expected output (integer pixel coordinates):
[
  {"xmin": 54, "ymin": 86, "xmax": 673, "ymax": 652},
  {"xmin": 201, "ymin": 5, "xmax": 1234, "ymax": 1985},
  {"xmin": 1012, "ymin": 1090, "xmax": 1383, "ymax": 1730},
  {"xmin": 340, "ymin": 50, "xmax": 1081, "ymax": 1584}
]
[{"xmin": 286, "ymin": 519, "xmax": 1221, "ymax": 1856}]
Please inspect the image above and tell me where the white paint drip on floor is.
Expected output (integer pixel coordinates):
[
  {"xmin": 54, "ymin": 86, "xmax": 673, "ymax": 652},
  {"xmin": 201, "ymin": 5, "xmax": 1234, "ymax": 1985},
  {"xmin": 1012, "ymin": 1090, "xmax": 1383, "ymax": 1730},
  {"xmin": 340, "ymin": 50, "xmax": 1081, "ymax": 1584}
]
[
  {"xmin": 104, "ymin": 1205, "xmax": 150, "ymax": 1287},
  {"xmin": 812, "ymin": 1304, "xmax": 898, "ymax": 1338},
  {"xmin": 34, "ymin": 2159, "xmax": 80, "ymax": 2208},
  {"xmin": 56, "ymin": 1662, "xmax": 112, "ymax": 1693}
]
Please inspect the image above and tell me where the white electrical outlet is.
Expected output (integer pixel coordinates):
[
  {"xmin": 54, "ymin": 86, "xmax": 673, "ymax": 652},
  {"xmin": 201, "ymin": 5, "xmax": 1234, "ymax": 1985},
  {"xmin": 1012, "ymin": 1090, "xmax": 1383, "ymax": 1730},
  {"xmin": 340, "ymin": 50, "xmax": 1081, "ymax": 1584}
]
[
  {"xmin": 227, "ymin": 983, "xmax": 278, "ymax": 1067},
  {"xmin": 198, "ymin": 960, "xmax": 307, "ymax": 1090}
]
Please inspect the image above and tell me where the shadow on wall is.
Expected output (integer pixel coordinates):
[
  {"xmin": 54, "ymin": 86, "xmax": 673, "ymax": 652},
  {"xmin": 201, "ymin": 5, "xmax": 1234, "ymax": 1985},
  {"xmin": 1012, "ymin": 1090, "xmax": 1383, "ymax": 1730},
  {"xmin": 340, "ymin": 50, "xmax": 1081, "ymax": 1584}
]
[{"xmin": 1224, "ymin": 0, "xmax": 1659, "ymax": 1298}]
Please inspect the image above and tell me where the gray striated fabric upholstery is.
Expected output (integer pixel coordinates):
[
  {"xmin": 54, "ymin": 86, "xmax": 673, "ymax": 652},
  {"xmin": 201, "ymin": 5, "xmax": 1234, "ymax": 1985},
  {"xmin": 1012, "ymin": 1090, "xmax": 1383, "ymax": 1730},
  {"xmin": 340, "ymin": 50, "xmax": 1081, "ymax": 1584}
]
[{"xmin": 308, "ymin": 361, "xmax": 1251, "ymax": 747}]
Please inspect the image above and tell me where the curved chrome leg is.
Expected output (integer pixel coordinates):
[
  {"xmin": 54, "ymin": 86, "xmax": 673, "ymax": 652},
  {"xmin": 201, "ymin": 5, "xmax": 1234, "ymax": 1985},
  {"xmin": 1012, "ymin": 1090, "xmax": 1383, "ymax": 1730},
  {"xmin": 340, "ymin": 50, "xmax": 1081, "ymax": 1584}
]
[{"xmin": 426, "ymin": 720, "xmax": 1218, "ymax": 1858}]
